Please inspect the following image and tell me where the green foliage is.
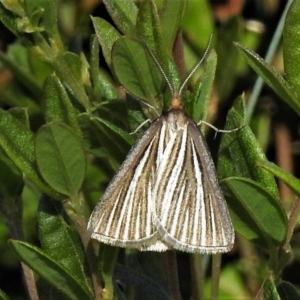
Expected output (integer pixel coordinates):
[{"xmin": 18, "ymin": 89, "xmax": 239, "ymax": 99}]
[{"xmin": 0, "ymin": 0, "xmax": 299, "ymax": 299}]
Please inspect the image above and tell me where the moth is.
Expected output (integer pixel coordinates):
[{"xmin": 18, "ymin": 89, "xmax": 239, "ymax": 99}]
[{"xmin": 87, "ymin": 38, "xmax": 235, "ymax": 254}]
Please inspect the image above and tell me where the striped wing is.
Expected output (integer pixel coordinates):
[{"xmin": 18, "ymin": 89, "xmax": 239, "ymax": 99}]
[
  {"xmin": 151, "ymin": 110, "xmax": 234, "ymax": 253},
  {"xmin": 88, "ymin": 117, "xmax": 169, "ymax": 251}
]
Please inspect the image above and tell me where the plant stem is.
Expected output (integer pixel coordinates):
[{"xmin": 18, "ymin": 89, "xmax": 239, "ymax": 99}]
[
  {"xmin": 21, "ymin": 263, "xmax": 39, "ymax": 300},
  {"xmin": 246, "ymin": 0, "xmax": 293, "ymax": 121},
  {"xmin": 211, "ymin": 254, "xmax": 221, "ymax": 300},
  {"xmin": 100, "ymin": 245, "xmax": 119, "ymax": 300},
  {"xmin": 86, "ymin": 240, "xmax": 103, "ymax": 300},
  {"xmin": 70, "ymin": 193, "xmax": 103, "ymax": 300},
  {"xmin": 3, "ymin": 195, "xmax": 40, "ymax": 300},
  {"xmin": 283, "ymin": 198, "xmax": 300, "ymax": 249},
  {"xmin": 190, "ymin": 254, "xmax": 204, "ymax": 300},
  {"xmin": 165, "ymin": 251, "xmax": 181, "ymax": 300}
]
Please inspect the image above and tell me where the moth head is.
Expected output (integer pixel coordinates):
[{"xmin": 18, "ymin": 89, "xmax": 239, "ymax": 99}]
[{"xmin": 144, "ymin": 35, "xmax": 213, "ymax": 113}]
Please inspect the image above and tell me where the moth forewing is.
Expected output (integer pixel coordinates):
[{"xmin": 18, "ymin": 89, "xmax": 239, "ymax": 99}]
[
  {"xmin": 88, "ymin": 117, "xmax": 168, "ymax": 250},
  {"xmin": 188, "ymin": 119, "xmax": 234, "ymax": 251},
  {"xmin": 151, "ymin": 109, "xmax": 234, "ymax": 253}
]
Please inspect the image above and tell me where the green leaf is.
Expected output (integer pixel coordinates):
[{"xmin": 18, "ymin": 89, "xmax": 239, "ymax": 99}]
[
  {"xmin": 182, "ymin": 0, "xmax": 214, "ymax": 50},
  {"xmin": 218, "ymin": 97, "xmax": 279, "ymax": 199},
  {"xmin": 0, "ymin": 48, "xmax": 43, "ymax": 98},
  {"xmin": 283, "ymin": 0, "xmax": 300, "ymax": 93},
  {"xmin": 0, "ymin": 2, "xmax": 20, "ymax": 37},
  {"xmin": 216, "ymin": 18, "xmax": 243, "ymax": 100},
  {"xmin": 158, "ymin": 0, "xmax": 187, "ymax": 53},
  {"xmin": 63, "ymin": 52, "xmax": 83, "ymax": 84},
  {"xmin": 136, "ymin": 0, "xmax": 163, "ymax": 55},
  {"xmin": 0, "ymin": 150, "xmax": 23, "ymax": 237},
  {"xmin": 25, "ymin": 0, "xmax": 61, "ymax": 41},
  {"xmin": 35, "ymin": 122, "xmax": 86, "ymax": 197},
  {"xmin": 1, "ymin": 0, "xmax": 25, "ymax": 16},
  {"xmin": 213, "ymin": 264, "xmax": 251, "ymax": 299},
  {"xmin": 103, "ymin": 0, "xmax": 137, "ymax": 35},
  {"xmin": 91, "ymin": 117, "xmax": 135, "ymax": 145},
  {"xmin": 78, "ymin": 113, "xmax": 130, "ymax": 172},
  {"xmin": 50, "ymin": 55, "xmax": 91, "ymax": 111},
  {"xmin": 223, "ymin": 177, "xmax": 287, "ymax": 248},
  {"xmin": 262, "ymin": 278, "xmax": 281, "ymax": 300},
  {"xmin": 257, "ymin": 159, "xmax": 300, "ymax": 198},
  {"xmin": 90, "ymin": 35, "xmax": 119, "ymax": 101},
  {"xmin": 187, "ymin": 50, "xmax": 217, "ymax": 122},
  {"xmin": 234, "ymin": 42, "xmax": 300, "ymax": 116},
  {"xmin": 0, "ymin": 289, "xmax": 9, "ymax": 300},
  {"xmin": 43, "ymin": 74, "xmax": 81, "ymax": 135},
  {"xmin": 277, "ymin": 281, "xmax": 300, "ymax": 300},
  {"xmin": 0, "ymin": 109, "xmax": 56, "ymax": 197},
  {"xmin": 0, "ymin": 149, "xmax": 24, "ymax": 198},
  {"xmin": 9, "ymin": 240, "xmax": 93, "ymax": 300},
  {"xmin": 8, "ymin": 107, "xmax": 30, "ymax": 127},
  {"xmin": 91, "ymin": 17, "xmax": 121, "ymax": 67},
  {"xmin": 112, "ymin": 36, "xmax": 163, "ymax": 114},
  {"xmin": 38, "ymin": 195, "xmax": 93, "ymax": 295}
]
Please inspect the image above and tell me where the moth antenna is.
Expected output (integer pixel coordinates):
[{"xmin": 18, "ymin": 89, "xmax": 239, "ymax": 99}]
[
  {"xmin": 143, "ymin": 41, "xmax": 175, "ymax": 95},
  {"xmin": 178, "ymin": 34, "xmax": 213, "ymax": 96}
]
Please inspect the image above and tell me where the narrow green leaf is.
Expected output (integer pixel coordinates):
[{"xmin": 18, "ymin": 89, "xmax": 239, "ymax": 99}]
[
  {"xmin": 234, "ymin": 42, "xmax": 300, "ymax": 115},
  {"xmin": 0, "ymin": 149, "xmax": 24, "ymax": 197},
  {"xmin": 8, "ymin": 107, "xmax": 30, "ymax": 127},
  {"xmin": 0, "ymin": 289, "xmax": 9, "ymax": 300},
  {"xmin": 112, "ymin": 36, "xmax": 163, "ymax": 113},
  {"xmin": 137, "ymin": 0, "xmax": 160, "ymax": 46},
  {"xmin": 188, "ymin": 50, "xmax": 217, "ymax": 122},
  {"xmin": 182, "ymin": 0, "xmax": 214, "ymax": 50},
  {"xmin": 158, "ymin": 0, "xmax": 187, "ymax": 53},
  {"xmin": 262, "ymin": 278, "xmax": 281, "ymax": 300},
  {"xmin": 79, "ymin": 113, "xmax": 130, "ymax": 172},
  {"xmin": 136, "ymin": 0, "xmax": 163, "ymax": 54},
  {"xmin": 216, "ymin": 18, "xmax": 242, "ymax": 100},
  {"xmin": 277, "ymin": 281, "xmax": 300, "ymax": 300},
  {"xmin": 0, "ymin": 109, "xmax": 56, "ymax": 197},
  {"xmin": 38, "ymin": 195, "xmax": 93, "ymax": 295},
  {"xmin": 91, "ymin": 117, "xmax": 135, "ymax": 145},
  {"xmin": 223, "ymin": 177, "xmax": 287, "ymax": 248},
  {"xmin": 103, "ymin": 0, "xmax": 137, "ymax": 35},
  {"xmin": 0, "ymin": 2, "xmax": 20, "ymax": 37},
  {"xmin": 0, "ymin": 85, "xmax": 40, "ymax": 114},
  {"xmin": 0, "ymin": 51, "xmax": 43, "ymax": 98},
  {"xmin": 283, "ymin": 0, "xmax": 300, "ymax": 93},
  {"xmin": 0, "ymin": 155, "xmax": 24, "ymax": 239},
  {"xmin": 9, "ymin": 240, "xmax": 93, "ymax": 300},
  {"xmin": 218, "ymin": 97, "xmax": 279, "ymax": 199},
  {"xmin": 43, "ymin": 74, "xmax": 81, "ymax": 135},
  {"xmin": 257, "ymin": 159, "xmax": 300, "ymax": 198},
  {"xmin": 90, "ymin": 35, "xmax": 119, "ymax": 101},
  {"xmin": 35, "ymin": 122, "xmax": 86, "ymax": 197},
  {"xmin": 51, "ymin": 55, "xmax": 91, "ymax": 111},
  {"xmin": 92, "ymin": 17, "xmax": 121, "ymax": 67},
  {"xmin": 63, "ymin": 52, "xmax": 83, "ymax": 84},
  {"xmin": 24, "ymin": 0, "xmax": 61, "ymax": 43}
]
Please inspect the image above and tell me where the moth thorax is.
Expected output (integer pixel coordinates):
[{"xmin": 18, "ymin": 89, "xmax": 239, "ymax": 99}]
[{"xmin": 166, "ymin": 109, "xmax": 188, "ymax": 131}]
